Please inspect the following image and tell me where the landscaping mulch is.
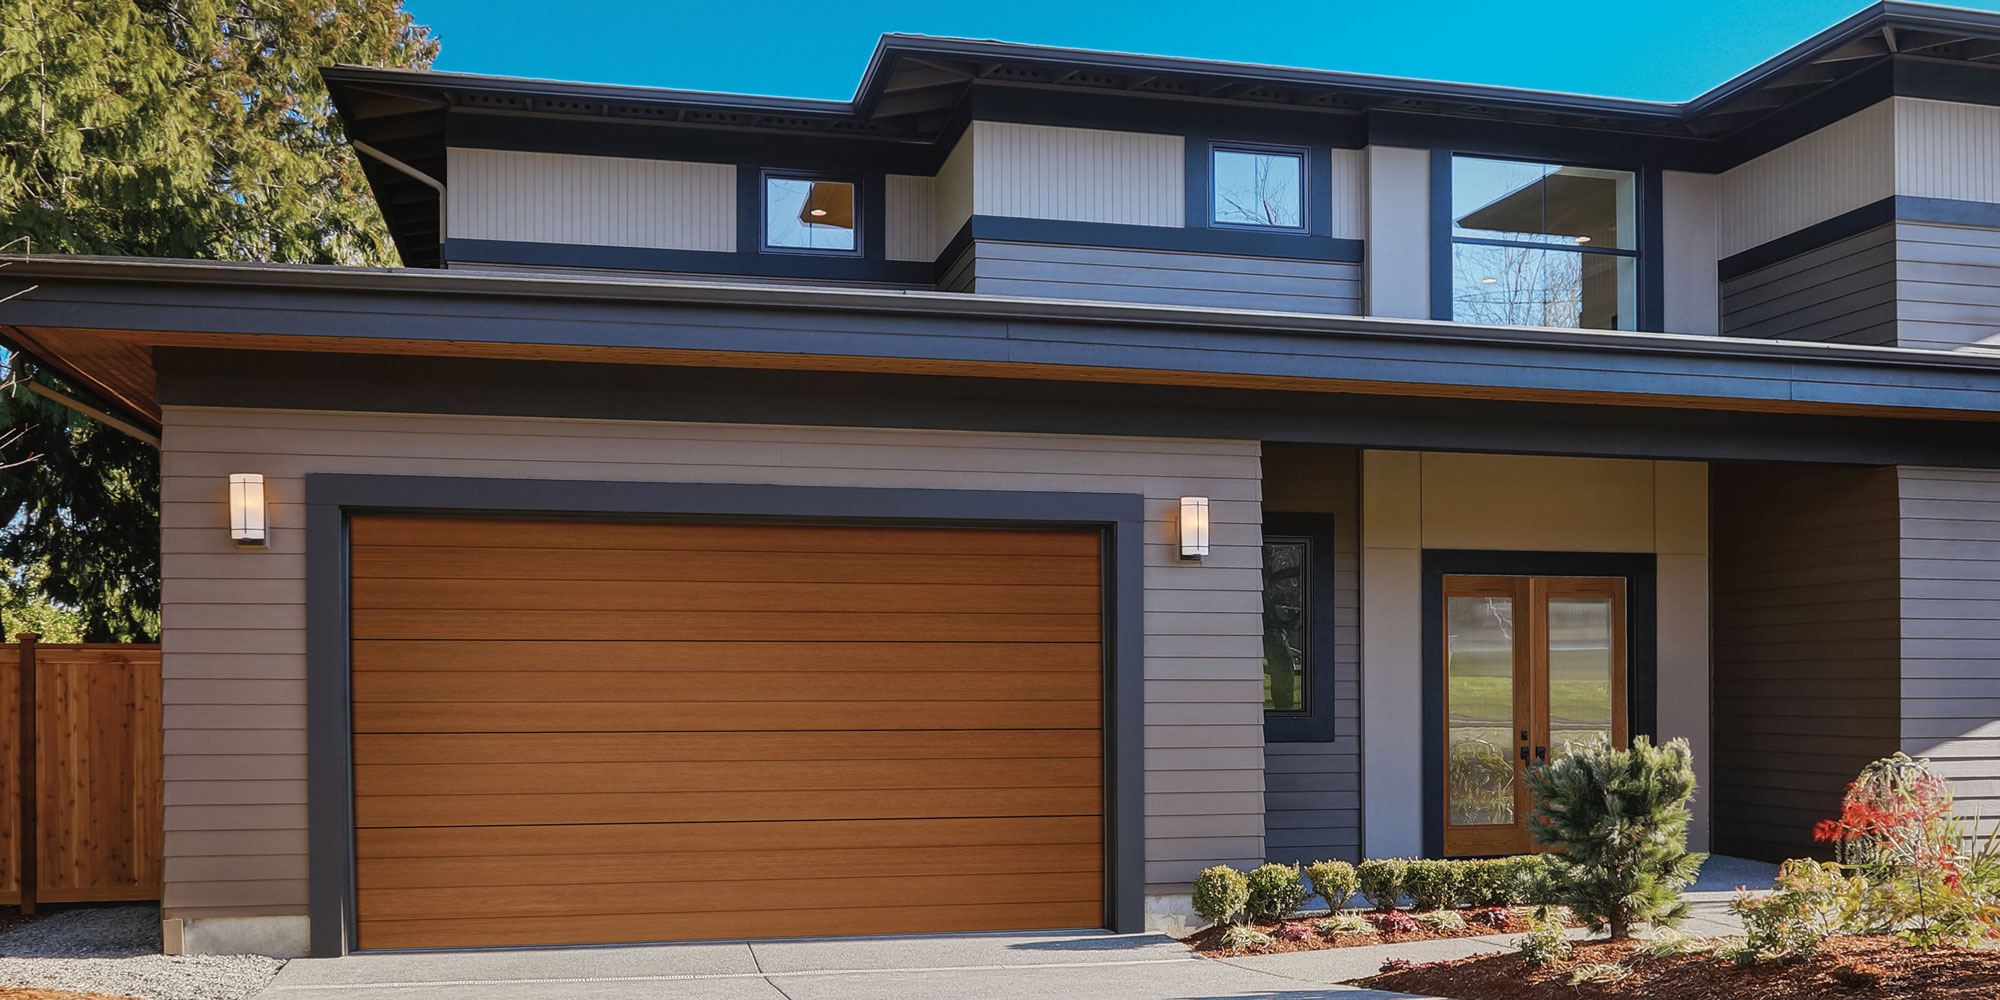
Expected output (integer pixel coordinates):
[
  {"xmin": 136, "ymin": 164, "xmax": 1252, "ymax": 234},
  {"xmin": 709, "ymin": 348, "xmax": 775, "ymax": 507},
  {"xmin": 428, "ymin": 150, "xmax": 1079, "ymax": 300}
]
[
  {"xmin": 1357, "ymin": 935, "xmax": 2000, "ymax": 1000},
  {"xmin": 1182, "ymin": 908, "xmax": 1545, "ymax": 957},
  {"xmin": 0, "ymin": 989, "xmax": 137, "ymax": 1000}
]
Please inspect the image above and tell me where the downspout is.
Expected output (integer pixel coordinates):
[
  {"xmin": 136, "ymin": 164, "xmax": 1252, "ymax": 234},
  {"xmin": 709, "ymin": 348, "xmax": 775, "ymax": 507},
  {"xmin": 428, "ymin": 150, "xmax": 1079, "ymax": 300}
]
[
  {"xmin": 22, "ymin": 381, "xmax": 160, "ymax": 449},
  {"xmin": 351, "ymin": 140, "xmax": 448, "ymax": 257}
]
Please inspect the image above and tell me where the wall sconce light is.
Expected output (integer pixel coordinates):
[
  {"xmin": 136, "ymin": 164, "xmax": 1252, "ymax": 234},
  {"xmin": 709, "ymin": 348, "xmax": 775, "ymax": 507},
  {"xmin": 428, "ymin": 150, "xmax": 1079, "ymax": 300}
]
[
  {"xmin": 229, "ymin": 474, "xmax": 267, "ymax": 548},
  {"xmin": 1178, "ymin": 496, "xmax": 1210, "ymax": 560}
]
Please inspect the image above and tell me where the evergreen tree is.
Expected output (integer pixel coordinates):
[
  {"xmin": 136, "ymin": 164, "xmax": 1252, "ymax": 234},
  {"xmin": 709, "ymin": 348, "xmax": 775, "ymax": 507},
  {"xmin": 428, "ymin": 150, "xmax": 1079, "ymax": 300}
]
[
  {"xmin": 1523, "ymin": 736, "xmax": 1708, "ymax": 940},
  {"xmin": 0, "ymin": 0, "xmax": 437, "ymax": 640}
]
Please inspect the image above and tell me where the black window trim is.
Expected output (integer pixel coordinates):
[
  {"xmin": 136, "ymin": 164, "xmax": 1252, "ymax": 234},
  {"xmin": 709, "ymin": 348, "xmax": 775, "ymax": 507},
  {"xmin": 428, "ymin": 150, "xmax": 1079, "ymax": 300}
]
[
  {"xmin": 1263, "ymin": 512, "xmax": 1338, "ymax": 743},
  {"xmin": 758, "ymin": 168, "xmax": 865, "ymax": 257},
  {"xmin": 1429, "ymin": 148, "xmax": 1665, "ymax": 332},
  {"xmin": 1207, "ymin": 141, "xmax": 1311, "ymax": 235}
]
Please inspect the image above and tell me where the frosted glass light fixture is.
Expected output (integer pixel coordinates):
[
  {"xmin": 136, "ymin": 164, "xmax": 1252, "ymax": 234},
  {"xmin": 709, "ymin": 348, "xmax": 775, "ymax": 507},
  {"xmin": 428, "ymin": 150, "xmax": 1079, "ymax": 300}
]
[
  {"xmin": 230, "ymin": 474, "xmax": 267, "ymax": 547},
  {"xmin": 1178, "ymin": 496, "xmax": 1210, "ymax": 560}
]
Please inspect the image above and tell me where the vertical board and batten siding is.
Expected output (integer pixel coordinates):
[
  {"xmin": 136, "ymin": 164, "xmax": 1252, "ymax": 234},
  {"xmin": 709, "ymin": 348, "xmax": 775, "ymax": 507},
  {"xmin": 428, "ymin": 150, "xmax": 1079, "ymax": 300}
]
[
  {"xmin": 1260, "ymin": 445, "xmax": 1362, "ymax": 864},
  {"xmin": 156, "ymin": 406, "xmax": 1268, "ymax": 920},
  {"xmin": 1716, "ymin": 100, "xmax": 1894, "ymax": 259},
  {"xmin": 884, "ymin": 174, "xmax": 935, "ymax": 263},
  {"xmin": 1327, "ymin": 148, "xmax": 1365, "ymax": 243},
  {"xmin": 963, "ymin": 243, "xmax": 1363, "ymax": 314},
  {"xmin": 1709, "ymin": 463, "xmax": 1902, "ymax": 861},
  {"xmin": 444, "ymin": 148, "xmax": 736, "ymax": 252},
  {"xmin": 1897, "ymin": 466, "xmax": 2000, "ymax": 836},
  {"xmin": 1894, "ymin": 98, "xmax": 2000, "ymax": 205},
  {"xmin": 971, "ymin": 122, "xmax": 1185, "ymax": 228},
  {"xmin": 1720, "ymin": 225, "xmax": 1900, "ymax": 346}
]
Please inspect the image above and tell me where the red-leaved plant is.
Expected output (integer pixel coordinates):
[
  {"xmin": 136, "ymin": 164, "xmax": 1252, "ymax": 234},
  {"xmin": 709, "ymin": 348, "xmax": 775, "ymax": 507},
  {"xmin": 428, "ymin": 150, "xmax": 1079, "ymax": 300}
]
[{"xmin": 1369, "ymin": 910, "xmax": 1420, "ymax": 936}]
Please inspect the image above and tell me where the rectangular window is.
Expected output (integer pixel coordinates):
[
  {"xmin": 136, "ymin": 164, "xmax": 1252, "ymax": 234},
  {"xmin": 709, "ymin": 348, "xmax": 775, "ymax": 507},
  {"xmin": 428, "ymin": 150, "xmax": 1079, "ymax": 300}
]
[
  {"xmin": 764, "ymin": 174, "xmax": 857, "ymax": 253},
  {"xmin": 1262, "ymin": 536, "xmax": 1310, "ymax": 714},
  {"xmin": 1449, "ymin": 155, "xmax": 1637, "ymax": 331},
  {"xmin": 1212, "ymin": 146, "xmax": 1305, "ymax": 231}
]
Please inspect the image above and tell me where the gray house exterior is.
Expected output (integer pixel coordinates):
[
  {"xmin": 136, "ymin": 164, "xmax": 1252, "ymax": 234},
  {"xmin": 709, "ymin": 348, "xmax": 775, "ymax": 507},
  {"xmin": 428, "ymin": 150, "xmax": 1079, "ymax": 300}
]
[{"xmin": 9, "ymin": 0, "xmax": 2000, "ymax": 957}]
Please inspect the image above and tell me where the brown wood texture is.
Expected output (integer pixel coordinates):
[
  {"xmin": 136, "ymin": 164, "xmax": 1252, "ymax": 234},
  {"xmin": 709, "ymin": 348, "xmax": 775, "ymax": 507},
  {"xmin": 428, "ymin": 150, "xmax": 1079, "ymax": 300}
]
[
  {"xmin": 0, "ymin": 641, "xmax": 162, "ymax": 906},
  {"xmin": 348, "ymin": 515, "xmax": 1106, "ymax": 949}
]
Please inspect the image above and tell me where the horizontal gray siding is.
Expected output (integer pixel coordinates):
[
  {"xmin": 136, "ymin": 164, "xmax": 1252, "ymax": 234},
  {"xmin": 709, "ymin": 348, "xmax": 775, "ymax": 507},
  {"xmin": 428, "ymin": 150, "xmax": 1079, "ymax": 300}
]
[
  {"xmin": 1261, "ymin": 445, "xmax": 1362, "ymax": 865},
  {"xmin": 1720, "ymin": 224, "xmax": 1898, "ymax": 346},
  {"xmin": 1710, "ymin": 462, "xmax": 1902, "ymax": 862},
  {"xmin": 966, "ymin": 241, "xmax": 1363, "ymax": 314},
  {"xmin": 1898, "ymin": 466, "xmax": 2000, "ymax": 838},
  {"xmin": 1894, "ymin": 222, "xmax": 2000, "ymax": 353}
]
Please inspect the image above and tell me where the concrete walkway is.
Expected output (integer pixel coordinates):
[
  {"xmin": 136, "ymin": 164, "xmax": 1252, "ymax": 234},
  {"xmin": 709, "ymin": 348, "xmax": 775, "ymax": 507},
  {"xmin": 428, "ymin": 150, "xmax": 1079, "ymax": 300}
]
[{"xmin": 257, "ymin": 930, "xmax": 1435, "ymax": 999}]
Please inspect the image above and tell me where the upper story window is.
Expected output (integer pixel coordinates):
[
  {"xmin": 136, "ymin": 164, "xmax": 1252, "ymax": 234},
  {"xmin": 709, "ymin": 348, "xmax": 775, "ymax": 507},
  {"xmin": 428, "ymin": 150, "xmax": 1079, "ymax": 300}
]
[
  {"xmin": 1449, "ymin": 155, "xmax": 1637, "ymax": 331},
  {"xmin": 1211, "ymin": 145, "xmax": 1305, "ymax": 231},
  {"xmin": 764, "ymin": 174, "xmax": 857, "ymax": 253}
]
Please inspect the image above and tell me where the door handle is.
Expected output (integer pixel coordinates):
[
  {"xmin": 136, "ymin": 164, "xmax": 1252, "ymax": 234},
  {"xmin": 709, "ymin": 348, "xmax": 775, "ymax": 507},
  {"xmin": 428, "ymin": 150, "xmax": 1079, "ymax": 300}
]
[
  {"xmin": 1534, "ymin": 746, "xmax": 1547, "ymax": 762},
  {"xmin": 1518, "ymin": 746, "xmax": 1529, "ymax": 762}
]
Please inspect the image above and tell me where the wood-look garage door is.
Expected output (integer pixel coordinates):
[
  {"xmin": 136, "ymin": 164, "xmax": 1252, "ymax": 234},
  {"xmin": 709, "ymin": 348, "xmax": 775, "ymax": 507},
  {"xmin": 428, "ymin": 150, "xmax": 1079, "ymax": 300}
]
[{"xmin": 347, "ymin": 515, "xmax": 1105, "ymax": 950}]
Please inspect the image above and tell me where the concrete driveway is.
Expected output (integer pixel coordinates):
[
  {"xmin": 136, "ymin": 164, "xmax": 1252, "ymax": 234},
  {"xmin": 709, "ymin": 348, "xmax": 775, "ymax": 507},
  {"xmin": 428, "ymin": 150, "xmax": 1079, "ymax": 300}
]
[{"xmin": 256, "ymin": 930, "xmax": 1431, "ymax": 1000}]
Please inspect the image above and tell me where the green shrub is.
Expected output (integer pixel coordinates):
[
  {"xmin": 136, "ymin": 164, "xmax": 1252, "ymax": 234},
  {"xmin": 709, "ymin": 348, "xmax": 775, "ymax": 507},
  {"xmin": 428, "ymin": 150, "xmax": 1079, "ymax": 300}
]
[
  {"xmin": 1504, "ymin": 853, "xmax": 1555, "ymax": 905},
  {"xmin": 1524, "ymin": 736, "xmax": 1707, "ymax": 939},
  {"xmin": 1303, "ymin": 859, "xmax": 1358, "ymax": 914},
  {"xmin": 1219, "ymin": 925, "xmax": 1275, "ymax": 952},
  {"xmin": 1727, "ymin": 859, "xmax": 1869, "ymax": 963},
  {"xmin": 1457, "ymin": 859, "xmax": 1506, "ymax": 907},
  {"xmin": 1315, "ymin": 913, "xmax": 1372, "ymax": 936},
  {"xmin": 1192, "ymin": 865, "xmax": 1250, "ymax": 926},
  {"xmin": 1356, "ymin": 858, "xmax": 1409, "ymax": 911},
  {"xmin": 1403, "ymin": 859, "xmax": 1464, "ymax": 911},
  {"xmin": 1243, "ymin": 863, "xmax": 1308, "ymax": 922},
  {"xmin": 1516, "ymin": 915, "xmax": 1574, "ymax": 967}
]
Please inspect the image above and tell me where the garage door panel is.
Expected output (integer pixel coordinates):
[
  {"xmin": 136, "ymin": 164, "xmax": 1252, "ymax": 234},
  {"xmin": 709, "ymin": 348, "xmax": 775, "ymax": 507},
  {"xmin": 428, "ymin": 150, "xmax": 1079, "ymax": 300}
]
[
  {"xmin": 352, "ymin": 700, "xmax": 1102, "ymax": 734},
  {"xmin": 352, "ymin": 730, "xmax": 1102, "ymax": 766},
  {"xmin": 348, "ymin": 516, "xmax": 1106, "ymax": 948},
  {"xmin": 356, "ymin": 786, "xmax": 1105, "ymax": 827},
  {"xmin": 352, "ymin": 670, "xmax": 1104, "ymax": 704},
  {"xmin": 350, "ymin": 516, "xmax": 1104, "ymax": 557},
  {"xmin": 359, "ymin": 843, "xmax": 1104, "ymax": 889},
  {"xmin": 360, "ymin": 901, "xmax": 1108, "ymax": 951},
  {"xmin": 351, "ymin": 640, "xmax": 1103, "ymax": 673},
  {"xmin": 351, "ymin": 546, "xmax": 1098, "ymax": 585},
  {"xmin": 356, "ymin": 757, "xmax": 1103, "ymax": 795},
  {"xmin": 356, "ymin": 816, "xmax": 1105, "ymax": 859},
  {"xmin": 359, "ymin": 871, "xmax": 1103, "ymax": 923},
  {"xmin": 351, "ymin": 578, "xmax": 1101, "ymax": 613}
]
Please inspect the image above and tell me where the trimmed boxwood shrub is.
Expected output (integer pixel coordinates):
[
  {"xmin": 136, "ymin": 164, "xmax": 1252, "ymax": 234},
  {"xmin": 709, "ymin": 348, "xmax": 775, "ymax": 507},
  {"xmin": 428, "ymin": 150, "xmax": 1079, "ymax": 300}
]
[
  {"xmin": 1356, "ymin": 857, "xmax": 1409, "ymax": 911},
  {"xmin": 1459, "ymin": 858, "xmax": 1512, "ymax": 907},
  {"xmin": 1405, "ymin": 858, "xmax": 1463, "ymax": 911},
  {"xmin": 1303, "ymin": 859, "xmax": 1359, "ymax": 914},
  {"xmin": 1244, "ymin": 862, "xmax": 1309, "ymax": 922},
  {"xmin": 1192, "ymin": 865, "xmax": 1250, "ymax": 926}
]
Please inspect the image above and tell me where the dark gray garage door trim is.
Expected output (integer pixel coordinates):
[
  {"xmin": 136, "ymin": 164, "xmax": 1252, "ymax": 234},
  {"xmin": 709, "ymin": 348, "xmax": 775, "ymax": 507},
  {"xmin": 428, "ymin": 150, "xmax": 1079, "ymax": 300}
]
[{"xmin": 305, "ymin": 474, "xmax": 1146, "ymax": 957}]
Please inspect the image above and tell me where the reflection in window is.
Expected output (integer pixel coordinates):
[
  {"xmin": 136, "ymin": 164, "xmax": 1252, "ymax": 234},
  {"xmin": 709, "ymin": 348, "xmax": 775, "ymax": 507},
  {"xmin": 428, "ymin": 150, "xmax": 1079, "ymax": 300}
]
[
  {"xmin": 1450, "ymin": 155, "xmax": 1637, "ymax": 330},
  {"xmin": 1546, "ymin": 597, "xmax": 1615, "ymax": 761},
  {"xmin": 765, "ymin": 176, "xmax": 856, "ymax": 252},
  {"xmin": 1447, "ymin": 595, "xmax": 1516, "ymax": 826},
  {"xmin": 1213, "ymin": 148, "xmax": 1304, "ymax": 230},
  {"xmin": 1262, "ymin": 538, "xmax": 1308, "ymax": 713}
]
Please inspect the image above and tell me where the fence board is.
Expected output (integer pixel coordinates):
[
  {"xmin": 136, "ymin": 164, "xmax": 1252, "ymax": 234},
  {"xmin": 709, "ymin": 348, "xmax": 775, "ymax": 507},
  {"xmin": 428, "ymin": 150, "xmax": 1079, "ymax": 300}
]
[{"xmin": 6, "ymin": 637, "xmax": 162, "ymax": 907}]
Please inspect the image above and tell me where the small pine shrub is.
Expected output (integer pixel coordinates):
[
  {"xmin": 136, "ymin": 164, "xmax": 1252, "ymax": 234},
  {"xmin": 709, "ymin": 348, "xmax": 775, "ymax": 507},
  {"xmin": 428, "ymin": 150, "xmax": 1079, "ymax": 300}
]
[
  {"xmin": 1416, "ymin": 909, "xmax": 1466, "ymax": 932},
  {"xmin": 1404, "ymin": 859, "xmax": 1463, "ymax": 911},
  {"xmin": 1566, "ymin": 962, "xmax": 1630, "ymax": 985},
  {"xmin": 1505, "ymin": 854, "xmax": 1554, "ymax": 905},
  {"xmin": 1219, "ymin": 925, "xmax": 1275, "ymax": 952},
  {"xmin": 1303, "ymin": 859, "xmax": 1359, "ymax": 914},
  {"xmin": 1356, "ymin": 858, "xmax": 1409, "ymax": 911},
  {"xmin": 1243, "ymin": 863, "xmax": 1309, "ymax": 922},
  {"xmin": 1315, "ymin": 913, "xmax": 1372, "ymax": 936},
  {"xmin": 1370, "ymin": 909, "xmax": 1420, "ymax": 936},
  {"xmin": 1516, "ymin": 916, "xmax": 1574, "ymax": 967},
  {"xmin": 1192, "ymin": 865, "xmax": 1250, "ymax": 926}
]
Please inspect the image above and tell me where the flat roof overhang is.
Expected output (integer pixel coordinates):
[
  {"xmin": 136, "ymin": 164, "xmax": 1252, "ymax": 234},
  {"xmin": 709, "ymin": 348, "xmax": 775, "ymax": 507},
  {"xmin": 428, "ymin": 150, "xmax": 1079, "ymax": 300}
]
[{"xmin": 10, "ymin": 255, "xmax": 2000, "ymax": 445}]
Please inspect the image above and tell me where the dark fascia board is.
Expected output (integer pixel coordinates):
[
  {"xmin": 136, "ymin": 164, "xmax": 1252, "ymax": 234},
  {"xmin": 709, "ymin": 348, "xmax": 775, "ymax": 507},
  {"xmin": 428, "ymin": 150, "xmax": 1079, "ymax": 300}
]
[{"xmin": 20, "ymin": 255, "xmax": 2000, "ymax": 418}]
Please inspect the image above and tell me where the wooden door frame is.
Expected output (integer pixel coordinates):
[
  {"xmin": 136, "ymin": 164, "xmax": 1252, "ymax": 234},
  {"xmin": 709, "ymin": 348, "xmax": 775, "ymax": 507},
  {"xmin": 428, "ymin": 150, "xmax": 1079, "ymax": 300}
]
[
  {"xmin": 305, "ymin": 474, "xmax": 1146, "ymax": 956},
  {"xmin": 1420, "ymin": 550, "xmax": 1657, "ymax": 860}
]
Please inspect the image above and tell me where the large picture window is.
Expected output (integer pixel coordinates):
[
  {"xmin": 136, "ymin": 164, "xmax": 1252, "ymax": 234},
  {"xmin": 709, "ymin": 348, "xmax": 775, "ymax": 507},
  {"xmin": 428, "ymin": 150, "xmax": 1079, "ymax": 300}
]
[{"xmin": 1449, "ymin": 155, "xmax": 1638, "ymax": 331}]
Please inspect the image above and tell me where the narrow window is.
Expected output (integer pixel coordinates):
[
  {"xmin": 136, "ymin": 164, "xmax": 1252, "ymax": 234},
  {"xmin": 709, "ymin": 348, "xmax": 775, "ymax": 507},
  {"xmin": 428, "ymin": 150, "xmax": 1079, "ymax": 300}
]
[
  {"xmin": 1262, "ymin": 536, "xmax": 1310, "ymax": 714},
  {"xmin": 1449, "ymin": 155, "xmax": 1638, "ymax": 331},
  {"xmin": 764, "ymin": 175, "xmax": 857, "ymax": 253},
  {"xmin": 1212, "ymin": 146, "xmax": 1305, "ymax": 230}
]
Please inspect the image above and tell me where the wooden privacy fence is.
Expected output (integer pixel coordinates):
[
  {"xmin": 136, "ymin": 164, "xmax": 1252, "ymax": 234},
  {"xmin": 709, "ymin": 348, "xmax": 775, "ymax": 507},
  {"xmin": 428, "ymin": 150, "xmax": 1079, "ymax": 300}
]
[{"xmin": 3, "ymin": 634, "xmax": 162, "ymax": 911}]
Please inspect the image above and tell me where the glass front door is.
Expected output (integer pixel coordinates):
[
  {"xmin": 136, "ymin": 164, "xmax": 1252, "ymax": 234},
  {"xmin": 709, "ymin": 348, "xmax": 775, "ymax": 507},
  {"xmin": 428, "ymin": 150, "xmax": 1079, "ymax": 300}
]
[{"xmin": 1441, "ymin": 575, "xmax": 1626, "ymax": 856}]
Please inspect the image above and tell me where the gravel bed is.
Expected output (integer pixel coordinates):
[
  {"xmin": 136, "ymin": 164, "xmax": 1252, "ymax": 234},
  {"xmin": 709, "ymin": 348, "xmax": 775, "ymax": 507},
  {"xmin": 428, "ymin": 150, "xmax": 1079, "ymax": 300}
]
[{"xmin": 0, "ymin": 907, "xmax": 283, "ymax": 1000}]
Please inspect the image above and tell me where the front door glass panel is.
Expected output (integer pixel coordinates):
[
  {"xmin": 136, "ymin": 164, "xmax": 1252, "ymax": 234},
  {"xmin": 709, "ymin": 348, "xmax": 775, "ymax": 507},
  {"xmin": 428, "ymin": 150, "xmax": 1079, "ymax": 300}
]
[
  {"xmin": 1547, "ymin": 596, "xmax": 1615, "ymax": 762},
  {"xmin": 1446, "ymin": 595, "xmax": 1517, "ymax": 826}
]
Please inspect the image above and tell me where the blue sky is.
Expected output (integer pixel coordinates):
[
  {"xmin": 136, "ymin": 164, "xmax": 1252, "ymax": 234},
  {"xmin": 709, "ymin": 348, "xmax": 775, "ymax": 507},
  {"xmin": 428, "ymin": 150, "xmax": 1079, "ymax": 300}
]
[{"xmin": 403, "ymin": 0, "xmax": 2000, "ymax": 102}]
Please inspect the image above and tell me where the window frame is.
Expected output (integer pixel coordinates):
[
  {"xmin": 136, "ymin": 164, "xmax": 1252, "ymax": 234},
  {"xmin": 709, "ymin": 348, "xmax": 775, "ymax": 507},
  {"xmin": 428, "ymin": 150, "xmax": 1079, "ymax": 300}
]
[
  {"xmin": 1207, "ymin": 141, "xmax": 1311, "ymax": 234},
  {"xmin": 758, "ymin": 168, "xmax": 865, "ymax": 257},
  {"xmin": 1431, "ymin": 150, "xmax": 1660, "ymax": 332},
  {"xmin": 1263, "ymin": 513, "xmax": 1339, "ymax": 742}
]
